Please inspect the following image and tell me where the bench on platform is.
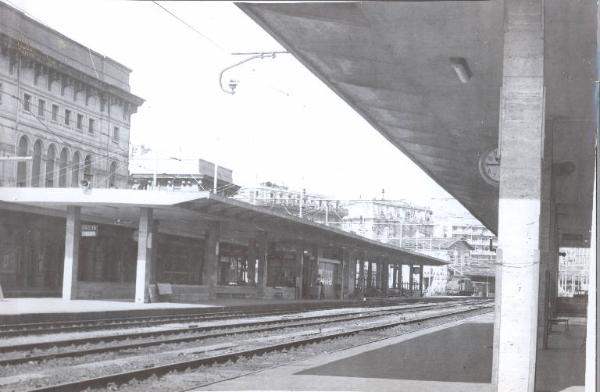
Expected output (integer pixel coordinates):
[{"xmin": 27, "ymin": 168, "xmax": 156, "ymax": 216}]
[
  {"xmin": 547, "ymin": 317, "xmax": 570, "ymax": 334},
  {"xmin": 156, "ymin": 283, "xmax": 173, "ymax": 302}
]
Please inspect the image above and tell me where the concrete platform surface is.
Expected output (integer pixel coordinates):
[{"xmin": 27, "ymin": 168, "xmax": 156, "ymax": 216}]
[
  {"xmin": 197, "ymin": 312, "xmax": 585, "ymax": 392},
  {"xmin": 0, "ymin": 298, "xmax": 218, "ymax": 315},
  {"xmin": 198, "ymin": 313, "xmax": 495, "ymax": 392}
]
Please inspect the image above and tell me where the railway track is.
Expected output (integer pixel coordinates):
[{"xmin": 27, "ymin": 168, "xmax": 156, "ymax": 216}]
[
  {"xmin": 0, "ymin": 298, "xmax": 438, "ymax": 337},
  {"xmin": 0, "ymin": 300, "xmax": 485, "ymax": 365},
  {"xmin": 4, "ymin": 300, "xmax": 492, "ymax": 392}
]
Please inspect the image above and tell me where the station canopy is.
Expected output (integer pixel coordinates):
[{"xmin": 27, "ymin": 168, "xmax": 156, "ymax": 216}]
[
  {"xmin": 238, "ymin": 1, "xmax": 596, "ymax": 247},
  {"xmin": 0, "ymin": 188, "xmax": 447, "ymax": 266}
]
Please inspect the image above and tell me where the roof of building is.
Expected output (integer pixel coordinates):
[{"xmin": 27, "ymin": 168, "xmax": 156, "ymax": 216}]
[
  {"xmin": 0, "ymin": 187, "xmax": 448, "ymax": 266},
  {"xmin": 0, "ymin": 2, "xmax": 143, "ymax": 105},
  {"xmin": 399, "ymin": 238, "xmax": 474, "ymax": 251},
  {"xmin": 451, "ymin": 264, "xmax": 495, "ymax": 279}
]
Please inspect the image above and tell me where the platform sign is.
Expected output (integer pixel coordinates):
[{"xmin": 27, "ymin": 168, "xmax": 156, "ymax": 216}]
[{"xmin": 81, "ymin": 224, "xmax": 98, "ymax": 237}]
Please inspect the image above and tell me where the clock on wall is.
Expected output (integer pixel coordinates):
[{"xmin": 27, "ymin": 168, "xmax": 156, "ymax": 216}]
[{"xmin": 479, "ymin": 147, "xmax": 500, "ymax": 186}]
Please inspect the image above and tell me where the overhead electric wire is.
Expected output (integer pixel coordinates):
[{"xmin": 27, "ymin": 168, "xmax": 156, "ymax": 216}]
[{"xmin": 151, "ymin": 1, "xmax": 227, "ymax": 53}]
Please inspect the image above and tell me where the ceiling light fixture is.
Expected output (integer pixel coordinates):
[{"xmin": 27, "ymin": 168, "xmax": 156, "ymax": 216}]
[{"xmin": 450, "ymin": 57, "xmax": 472, "ymax": 83}]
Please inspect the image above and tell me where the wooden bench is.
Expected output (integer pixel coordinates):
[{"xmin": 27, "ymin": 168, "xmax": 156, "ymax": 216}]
[
  {"xmin": 547, "ymin": 317, "xmax": 570, "ymax": 334},
  {"xmin": 156, "ymin": 283, "xmax": 173, "ymax": 302}
]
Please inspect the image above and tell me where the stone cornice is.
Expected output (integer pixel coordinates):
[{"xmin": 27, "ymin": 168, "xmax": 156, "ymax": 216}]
[{"xmin": 0, "ymin": 34, "xmax": 144, "ymax": 110}]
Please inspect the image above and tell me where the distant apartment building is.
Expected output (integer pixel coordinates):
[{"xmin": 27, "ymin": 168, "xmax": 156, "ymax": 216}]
[
  {"xmin": 235, "ymin": 182, "xmax": 348, "ymax": 227},
  {"xmin": 437, "ymin": 222, "xmax": 498, "ymax": 266},
  {"xmin": 341, "ymin": 199, "xmax": 434, "ymax": 246},
  {"xmin": 0, "ymin": 3, "xmax": 143, "ymax": 189},
  {"xmin": 129, "ymin": 151, "xmax": 239, "ymax": 196}
]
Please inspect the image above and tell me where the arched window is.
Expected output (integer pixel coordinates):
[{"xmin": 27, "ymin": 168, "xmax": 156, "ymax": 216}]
[
  {"xmin": 108, "ymin": 161, "xmax": 117, "ymax": 188},
  {"xmin": 45, "ymin": 144, "xmax": 56, "ymax": 187},
  {"xmin": 16, "ymin": 136, "xmax": 29, "ymax": 187},
  {"xmin": 32, "ymin": 140, "xmax": 42, "ymax": 187},
  {"xmin": 71, "ymin": 152, "xmax": 80, "ymax": 187},
  {"xmin": 58, "ymin": 148, "xmax": 68, "ymax": 187},
  {"xmin": 83, "ymin": 154, "xmax": 92, "ymax": 184}
]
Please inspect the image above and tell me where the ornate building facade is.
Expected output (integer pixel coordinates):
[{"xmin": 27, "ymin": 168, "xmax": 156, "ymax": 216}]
[
  {"xmin": 0, "ymin": 2, "xmax": 143, "ymax": 189},
  {"xmin": 0, "ymin": 2, "xmax": 143, "ymax": 296}
]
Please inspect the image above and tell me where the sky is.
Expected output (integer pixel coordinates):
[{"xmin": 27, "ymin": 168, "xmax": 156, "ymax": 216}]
[{"xmin": 7, "ymin": 0, "xmax": 474, "ymax": 220}]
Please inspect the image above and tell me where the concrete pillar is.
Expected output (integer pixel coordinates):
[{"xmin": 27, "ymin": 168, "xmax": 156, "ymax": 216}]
[
  {"xmin": 295, "ymin": 247, "xmax": 304, "ymax": 299},
  {"xmin": 418, "ymin": 265, "xmax": 424, "ymax": 296},
  {"xmin": 346, "ymin": 250, "xmax": 355, "ymax": 298},
  {"xmin": 151, "ymin": 220, "xmax": 159, "ymax": 283},
  {"xmin": 247, "ymin": 239, "xmax": 256, "ymax": 285},
  {"xmin": 408, "ymin": 264, "xmax": 414, "ymax": 295},
  {"xmin": 399, "ymin": 264, "xmax": 403, "ymax": 294},
  {"xmin": 62, "ymin": 205, "xmax": 81, "ymax": 300},
  {"xmin": 375, "ymin": 260, "xmax": 382, "ymax": 289},
  {"xmin": 358, "ymin": 256, "xmax": 365, "ymax": 293},
  {"xmin": 135, "ymin": 207, "xmax": 153, "ymax": 303},
  {"xmin": 392, "ymin": 265, "xmax": 397, "ymax": 289},
  {"xmin": 538, "ymin": 126, "xmax": 558, "ymax": 349},
  {"xmin": 340, "ymin": 248, "xmax": 346, "ymax": 300},
  {"xmin": 256, "ymin": 232, "xmax": 268, "ymax": 294},
  {"xmin": 381, "ymin": 260, "xmax": 388, "ymax": 295},
  {"xmin": 202, "ymin": 221, "xmax": 220, "ymax": 300},
  {"xmin": 492, "ymin": 1, "xmax": 544, "ymax": 390},
  {"xmin": 584, "ymin": 176, "xmax": 596, "ymax": 392},
  {"xmin": 367, "ymin": 260, "xmax": 372, "ymax": 289}
]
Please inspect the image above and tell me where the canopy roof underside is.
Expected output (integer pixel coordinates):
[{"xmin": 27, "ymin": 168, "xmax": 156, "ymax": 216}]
[{"xmin": 239, "ymin": 1, "xmax": 597, "ymax": 247}]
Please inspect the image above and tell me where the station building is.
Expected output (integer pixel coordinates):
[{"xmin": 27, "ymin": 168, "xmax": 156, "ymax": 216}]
[
  {"xmin": 0, "ymin": 3, "xmax": 143, "ymax": 297},
  {"xmin": 0, "ymin": 187, "xmax": 447, "ymax": 302},
  {"xmin": 0, "ymin": 3, "xmax": 446, "ymax": 302}
]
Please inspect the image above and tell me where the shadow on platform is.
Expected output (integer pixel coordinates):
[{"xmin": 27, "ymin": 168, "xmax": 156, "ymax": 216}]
[
  {"xmin": 298, "ymin": 322, "xmax": 493, "ymax": 383},
  {"xmin": 299, "ymin": 320, "xmax": 586, "ymax": 391}
]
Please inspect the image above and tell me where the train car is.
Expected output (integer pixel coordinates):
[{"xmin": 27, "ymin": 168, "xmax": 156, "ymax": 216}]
[{"xmin": 446, "ymin": 276, "xmax": 474, "ymax": 296}]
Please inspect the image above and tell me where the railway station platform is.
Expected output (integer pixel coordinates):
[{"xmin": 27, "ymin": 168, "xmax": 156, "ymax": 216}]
[
  {"xmin": 0, "ymin": 296, "xmax": 462, "ymax": 325},
  {"xmin": 198, "ymin": 312, "xmax": 586, "ymax": 392}
]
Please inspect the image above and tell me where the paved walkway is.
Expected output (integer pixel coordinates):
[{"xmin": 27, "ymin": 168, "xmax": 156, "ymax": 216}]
[
  {"xmin": 199, "ymin": 313, "xmax": 495, "ymax": 392},
  {"xmin": 198, "ymin": 312, "xmax": 585, "ymax": 392}
]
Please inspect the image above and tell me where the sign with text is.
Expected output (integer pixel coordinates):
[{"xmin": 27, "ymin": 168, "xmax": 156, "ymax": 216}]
[{"xmin": 81, "ymin": 224, "xmax": 98, "ymax": 237}]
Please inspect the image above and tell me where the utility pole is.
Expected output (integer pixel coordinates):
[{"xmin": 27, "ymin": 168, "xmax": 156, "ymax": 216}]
[{"xmin": 325, "ymin": 202, "xmax": 329, "ymax": 226}]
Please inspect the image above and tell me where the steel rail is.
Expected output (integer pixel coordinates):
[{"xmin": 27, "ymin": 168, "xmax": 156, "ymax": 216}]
[
  {"xmin": 0, "ymin": 300, "xmax": 483, "ymax": 366},
  {"xmin": 0, "ymin": 300, "xmax": 482, "ymax": 355},
  {"xmin": 0, "ymin": 299, "xmax": 430, "ymax": 336},
  {"xmin": 23, "ymin": 304, "xmax": 492, "ymax": 392}
]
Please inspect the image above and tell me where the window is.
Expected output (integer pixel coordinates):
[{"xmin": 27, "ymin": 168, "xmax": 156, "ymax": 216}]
[
  {"xmin": 52, "ymin": 104, "xmax": 59, "ymax": 121},
  {"xmin": 23, "ymin": 94, "xmax": 31, "ymax": 112},
  {"xmin": 77, "ymin": 114, "xmax": 83, "ymax": 130},
  {"xmin": 37, "ymin": 99, "xmax": 45, "ymax": 117},
  {"xmin": 88, "ymin": 118, "xmax": 95, "ymax": 135},
  {"xmin": 64, "ymin": 109, "xmax": 71, "ymax": 125},
  {"xmin": 113, "ymin": 126, "xmax": 120, "ymax": 142}
]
